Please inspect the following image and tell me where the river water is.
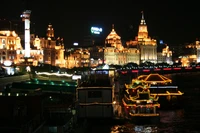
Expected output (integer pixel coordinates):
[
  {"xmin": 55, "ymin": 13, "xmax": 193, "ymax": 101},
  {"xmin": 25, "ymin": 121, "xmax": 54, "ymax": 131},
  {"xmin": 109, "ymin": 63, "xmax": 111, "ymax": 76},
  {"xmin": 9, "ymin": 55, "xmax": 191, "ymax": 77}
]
[{"xmin": 86, "ymin": 72, "xmax": 200, "ymax": 133}]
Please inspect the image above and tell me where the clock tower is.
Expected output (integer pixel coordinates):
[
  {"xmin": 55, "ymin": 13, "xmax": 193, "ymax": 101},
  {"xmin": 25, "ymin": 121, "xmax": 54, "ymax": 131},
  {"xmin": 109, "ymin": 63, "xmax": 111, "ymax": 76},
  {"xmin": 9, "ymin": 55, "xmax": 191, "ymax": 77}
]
[{"xmin": 138, "ymin": 11, "xmax": 148, "ymax": 41}]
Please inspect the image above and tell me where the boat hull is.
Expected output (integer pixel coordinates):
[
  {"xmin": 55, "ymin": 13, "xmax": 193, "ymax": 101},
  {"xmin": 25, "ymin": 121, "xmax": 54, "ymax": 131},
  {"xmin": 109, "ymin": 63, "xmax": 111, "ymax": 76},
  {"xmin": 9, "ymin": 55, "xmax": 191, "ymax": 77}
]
[
  {"xmin": 130, "ymin": 114, "xmax": 160, "ymax": 124},
  {"xmin": 158, "ymin": 95, "xmax": 184, "ymax": 109}
]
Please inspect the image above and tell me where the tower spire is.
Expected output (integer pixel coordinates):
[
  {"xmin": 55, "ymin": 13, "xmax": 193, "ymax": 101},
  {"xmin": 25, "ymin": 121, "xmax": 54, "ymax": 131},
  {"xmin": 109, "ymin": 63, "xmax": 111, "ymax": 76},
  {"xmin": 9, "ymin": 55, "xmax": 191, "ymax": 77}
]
[
  {"xmin": 140, "ymin": 11, "xmax": 146, "ymax": 25},
  {"xmin": 112, "ymin": 24, "xmax": 114, "ymax": 31}
]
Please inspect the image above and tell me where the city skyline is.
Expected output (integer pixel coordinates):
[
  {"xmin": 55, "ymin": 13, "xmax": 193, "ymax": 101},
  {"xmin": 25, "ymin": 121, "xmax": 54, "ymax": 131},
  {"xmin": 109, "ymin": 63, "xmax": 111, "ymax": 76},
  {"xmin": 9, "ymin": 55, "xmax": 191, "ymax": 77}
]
[{"xmin": 0, "ymin": 1, "xmax": 199, "ymax": 46}]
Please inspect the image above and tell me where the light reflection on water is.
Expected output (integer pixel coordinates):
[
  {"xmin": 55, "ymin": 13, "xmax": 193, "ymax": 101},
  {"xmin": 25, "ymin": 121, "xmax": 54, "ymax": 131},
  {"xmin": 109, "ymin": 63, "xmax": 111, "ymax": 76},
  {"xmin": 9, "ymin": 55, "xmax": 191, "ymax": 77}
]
[
  {"xmin": 86, "ymin": 73, "xmax": 200, "ymax": 133},
  {"xmin": 108, "ymin": 96, "xmax": 200, "ymax": 133},
  {"xmin": 108, "ymin": 100, "xmax": 200, "ymax": 133},
  {"xmin": 109, "ymin": 110, "xmax": 186, "ymax": 133},
  {"xmin": 109, "ymin": 76, "xmax": 200, "ymax": 132}
]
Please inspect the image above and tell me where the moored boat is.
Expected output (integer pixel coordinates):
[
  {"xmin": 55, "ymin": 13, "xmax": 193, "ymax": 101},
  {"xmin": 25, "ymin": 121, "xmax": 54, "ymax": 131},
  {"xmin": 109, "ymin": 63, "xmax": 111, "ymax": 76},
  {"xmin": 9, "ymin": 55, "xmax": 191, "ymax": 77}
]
[
  {"xmin": 137, "ymin": 73, "xmax": 184, "ymax": 108},
  {"xmin": 122, "ymin": 79, "xmax": 160, "ymax": 124}
]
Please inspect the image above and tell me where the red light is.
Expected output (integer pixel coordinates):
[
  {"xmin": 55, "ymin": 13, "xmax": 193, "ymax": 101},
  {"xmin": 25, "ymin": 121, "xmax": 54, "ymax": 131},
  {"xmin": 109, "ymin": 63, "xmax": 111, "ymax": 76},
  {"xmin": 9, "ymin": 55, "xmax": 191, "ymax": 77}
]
[
  {"xmin": 132, "ymin": 70, "xmax": 138, "ymax": 73},
  {"xmin": 185, "ymin": 67, "xmax": 192, "ymax": 69},
  {"xmin": 143, "ymin": 69, "xmax": 150, "ymax": 72},
  {"xmin": 154, "ymin": 68, "xmax": 161, "ymax": 71},
  {"xmin": 163, "ymin": 68, "xmax": 171, "ymax": 70},
  {"xmin": 173, "ymin": 67, "xmax": 181, "ymax": 70}
]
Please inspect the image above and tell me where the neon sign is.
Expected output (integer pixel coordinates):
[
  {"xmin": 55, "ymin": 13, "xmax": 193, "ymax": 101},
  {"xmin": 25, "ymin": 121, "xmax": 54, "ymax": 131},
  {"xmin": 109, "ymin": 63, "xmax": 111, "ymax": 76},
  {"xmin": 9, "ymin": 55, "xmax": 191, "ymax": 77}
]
[{"xmin": 91, "ymin": 27, "xmax": 102, "ymax": 34}]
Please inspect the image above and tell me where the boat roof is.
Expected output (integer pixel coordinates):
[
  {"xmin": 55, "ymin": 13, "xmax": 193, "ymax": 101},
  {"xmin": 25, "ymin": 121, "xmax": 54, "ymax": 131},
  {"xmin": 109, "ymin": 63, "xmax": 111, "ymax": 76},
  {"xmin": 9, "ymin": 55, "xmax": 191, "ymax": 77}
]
[
  {"xmin": 137, "ymin": 73, "xmax": 172, "ymax": 83},
  {"xmin": 78, "ymin": 79, "xmax": 112, "ymax": 87}
]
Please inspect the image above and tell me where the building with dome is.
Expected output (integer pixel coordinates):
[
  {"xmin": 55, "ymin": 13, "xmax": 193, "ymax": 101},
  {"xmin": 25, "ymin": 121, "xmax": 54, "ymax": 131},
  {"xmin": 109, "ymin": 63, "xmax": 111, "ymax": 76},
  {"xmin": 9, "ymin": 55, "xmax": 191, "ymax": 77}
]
[
  {"xmin": 104, "ymin": 24, "xmax": 140, "ymax": 65},
  {"xmin": 126, "ymin": 12, "xmax": 157, "ymax": 63}
]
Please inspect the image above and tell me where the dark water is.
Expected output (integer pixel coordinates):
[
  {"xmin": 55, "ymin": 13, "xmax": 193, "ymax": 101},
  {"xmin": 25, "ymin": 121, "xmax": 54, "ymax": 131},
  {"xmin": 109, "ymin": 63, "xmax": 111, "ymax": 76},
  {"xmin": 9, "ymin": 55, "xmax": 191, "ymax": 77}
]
[{"xmin": 86, "ymin": 73, "xmax": 200, "ymax": 133}]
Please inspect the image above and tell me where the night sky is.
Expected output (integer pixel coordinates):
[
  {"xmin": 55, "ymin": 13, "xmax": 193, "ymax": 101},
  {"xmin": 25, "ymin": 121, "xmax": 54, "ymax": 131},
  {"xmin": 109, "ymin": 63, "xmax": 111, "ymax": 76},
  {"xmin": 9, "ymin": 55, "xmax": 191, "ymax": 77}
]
[{"xmin": 0, "ymin": 1, "xmax": 199, "ymax": 46}]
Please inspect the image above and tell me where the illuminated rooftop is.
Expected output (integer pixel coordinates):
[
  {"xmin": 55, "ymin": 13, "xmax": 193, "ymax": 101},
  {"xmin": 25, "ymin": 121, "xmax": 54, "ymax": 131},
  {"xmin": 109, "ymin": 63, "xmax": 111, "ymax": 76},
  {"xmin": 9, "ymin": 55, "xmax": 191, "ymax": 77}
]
[
  {"xmin": 137, "ymin": 73, "xmax": 172, "ymax": 84},
  {"xmin": 106, "ymin": 24, "xmax": 120, "ymax": 40}
]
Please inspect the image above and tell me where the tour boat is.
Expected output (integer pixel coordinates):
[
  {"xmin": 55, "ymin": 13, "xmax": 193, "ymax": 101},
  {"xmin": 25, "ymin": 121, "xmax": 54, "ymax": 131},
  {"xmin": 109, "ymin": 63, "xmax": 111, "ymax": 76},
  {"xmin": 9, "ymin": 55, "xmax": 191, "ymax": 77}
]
[
  {"xmin": 122, "ymin": 79, "xmax": 160, "ymax": 123},
  {"xmin": 137, "ymin": 73, "xmax": 184, "ymax": 108}
]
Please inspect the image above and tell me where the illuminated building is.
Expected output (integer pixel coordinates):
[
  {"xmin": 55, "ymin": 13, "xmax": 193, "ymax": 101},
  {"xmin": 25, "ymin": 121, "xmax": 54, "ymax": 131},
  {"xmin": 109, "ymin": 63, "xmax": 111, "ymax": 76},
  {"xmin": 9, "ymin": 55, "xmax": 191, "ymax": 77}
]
[
  {"xmin": 196, "ymin": 40, "xmax": 200, "ymax": 63},
  {"xmin": 157, "ymin": 45, "xmax": 173, "ymax": 64},
  {"xmin": 126, "ymin": 12, "xmax": 157, "ymax": 63},
  {"xmin": 20, "ymin": 10, "xmax": 31, "ymax": 58},
  {"xmin": 104, "ymin": 24, "xmax": 140, "ymax": 65},
  {"xmin": 89, "ymin": 46, "xmax": 104, "ymax": 67},
  {"xmin": 65, "ymin": 48, "xmax": 90, "ymax": 68},
  {"xmin": 0, "ymin": 24, "xmax": 65, "ymax": 67},
  {"xmin": 0, "ymin": 30, "xmax": 22, "ymax": 64},
  {"xmin": 176, "ymin": 40, "xmax": 199, "ymax": 66},
  {"xmin": 41, "ymin": 24, "xmax": 65, "ymax": 67}
]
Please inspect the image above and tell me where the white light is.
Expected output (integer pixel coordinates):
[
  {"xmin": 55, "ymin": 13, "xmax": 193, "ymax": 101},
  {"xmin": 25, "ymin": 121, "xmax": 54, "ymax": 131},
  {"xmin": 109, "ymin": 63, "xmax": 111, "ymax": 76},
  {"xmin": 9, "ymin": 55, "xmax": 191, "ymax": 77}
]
[
  {"xmin": 3, "ymin": 60, "xmax": 12, "ymax": 66},
  {"xmin": 73, "ymin": 42, "xmax": 78, "ymax": 46},
  {"xmin": 147, "ymin": 100, "xmax": 153, "ymax": 103},
  {"xmin": 35, "ymin": 72, "xmax": 73, "ymax": 77},
  {"xmin": 72, "ymin": 75, "xmax": 81, "ymax": 80},
  {"xmin": 102, "ymin": 64, "xmax": 109, "ymax": 69},
  {"xmin": 26, "ymin": 66, "xmax": 31, "ymax": 72}
]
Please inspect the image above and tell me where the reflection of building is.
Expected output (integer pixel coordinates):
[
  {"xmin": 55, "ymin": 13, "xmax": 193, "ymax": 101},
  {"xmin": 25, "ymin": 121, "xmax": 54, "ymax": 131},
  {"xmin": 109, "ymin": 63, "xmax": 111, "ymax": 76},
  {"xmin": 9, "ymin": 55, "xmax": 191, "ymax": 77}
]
[{"xmin": 126, "ymin": 12, "xmax": 157, "ymax": 63}]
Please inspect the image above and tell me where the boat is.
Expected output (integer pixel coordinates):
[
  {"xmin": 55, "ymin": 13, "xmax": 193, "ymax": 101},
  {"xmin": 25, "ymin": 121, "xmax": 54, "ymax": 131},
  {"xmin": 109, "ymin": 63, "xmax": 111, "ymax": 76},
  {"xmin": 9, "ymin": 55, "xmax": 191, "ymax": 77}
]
[
  {"xmin": 76, "ymin": 67, "xmax": 117, "ymax": 120},
  {"xmin": 122, "ymin": 78, "xmax": 160, "ymax": 124},
  {"xmin": 137, "ymin": 73, "xmax": 184, "ymax": 108}
]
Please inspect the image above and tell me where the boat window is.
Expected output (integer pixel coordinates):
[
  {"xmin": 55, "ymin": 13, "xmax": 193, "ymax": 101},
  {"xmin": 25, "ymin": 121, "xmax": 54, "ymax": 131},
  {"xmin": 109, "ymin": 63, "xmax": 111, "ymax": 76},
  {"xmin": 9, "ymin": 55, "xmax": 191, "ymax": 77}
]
[{"xmin": 88, "ymin": 91, "xmax": 102, "ymax": 98}]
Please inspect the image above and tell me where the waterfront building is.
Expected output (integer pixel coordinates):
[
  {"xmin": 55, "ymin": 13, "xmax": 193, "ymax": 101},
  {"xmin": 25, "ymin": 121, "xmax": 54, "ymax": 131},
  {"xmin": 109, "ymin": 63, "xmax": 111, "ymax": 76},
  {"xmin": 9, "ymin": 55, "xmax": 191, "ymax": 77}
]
[
  {"xmin": 104, "ymin": 24, "xmax": 140, "ymax": 65},
  {"xmin": 0, "ymin": 30, "xmax": 22, "ymax": 64},
  {"xmin": 0, "ymin": 24, "xmax": 65, "ymax": 67},
  {"xmin": 126, "ymin": 12, "xmax": 157, "ymax": 64},
  {"xmin": 65, "ymin": 48, "xmax": 90, "ymax": 68},
  {"xmin": 174, "ymin": 40, "xmax": 199, "ymax": 66},
  {"xmin": 157, "ymin": 45, "xmax": 173, "ymax": 64},
  {"xmin": 196, "ymin": 40, "xmax": 200, "ymax": 63}
]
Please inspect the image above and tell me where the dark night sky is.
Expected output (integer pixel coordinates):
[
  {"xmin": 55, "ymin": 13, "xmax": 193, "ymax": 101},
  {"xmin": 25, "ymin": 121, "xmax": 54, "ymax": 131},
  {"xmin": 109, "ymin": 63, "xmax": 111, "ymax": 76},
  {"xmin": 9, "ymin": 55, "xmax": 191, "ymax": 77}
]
[{"xmin": 0, "ymin": 1, "xmax": 200, "ymax": 46}]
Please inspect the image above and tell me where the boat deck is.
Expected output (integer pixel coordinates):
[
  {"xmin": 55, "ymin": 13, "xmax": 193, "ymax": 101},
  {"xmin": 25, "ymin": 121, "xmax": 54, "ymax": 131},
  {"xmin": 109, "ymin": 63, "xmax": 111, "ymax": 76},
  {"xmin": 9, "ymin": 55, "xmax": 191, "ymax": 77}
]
[{"xmin": 129, "ymin": 113, "xmax": 160, "ymax": 117}]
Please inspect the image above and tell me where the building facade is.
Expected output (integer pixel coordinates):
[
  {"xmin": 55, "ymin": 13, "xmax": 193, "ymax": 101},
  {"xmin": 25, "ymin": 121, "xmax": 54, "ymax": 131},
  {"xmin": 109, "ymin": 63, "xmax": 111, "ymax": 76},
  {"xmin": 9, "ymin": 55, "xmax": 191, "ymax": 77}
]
[
  {"xmin": 104, "ymin": 24, "xmax": 140, "ymax": 65},
  {"xmin": 65, "ymin": 48, "xmax": 90, "ymax": 68},
  {"xmin": 0, "ymin": 30, "xmax": 22, "ymax": 64},
  {"xmin": 126, "ymin": 12, "xmax": 157, "ymax": 63},
  {"xmin": 157, "ymin": 45, "xmax": 173, "ymax": 64},
  {"xmin": 0, "ymin": 24, "xmax": 65, "ymax": 67}
]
